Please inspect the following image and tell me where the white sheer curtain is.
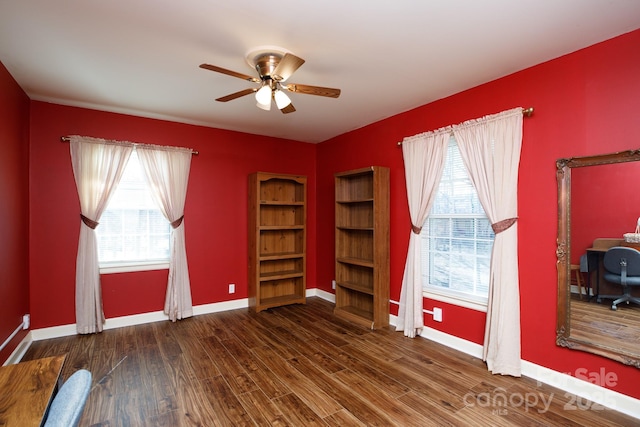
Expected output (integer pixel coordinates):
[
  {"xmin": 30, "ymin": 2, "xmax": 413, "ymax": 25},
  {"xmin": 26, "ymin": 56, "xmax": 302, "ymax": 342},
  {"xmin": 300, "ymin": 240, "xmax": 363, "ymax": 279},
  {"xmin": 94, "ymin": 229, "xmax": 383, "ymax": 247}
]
[
  {"xmin": 137, "ymin": 146, "xmax": 193, "ymax": 321},
  {"xmin": 396, "ymin": 130, "xmax": 449, "ymax": 338},
  {"xmin": 452, "ymin": 107, "xmax": 523, "ymax": 376},
  {"xmin": 70, "ymin": 136, "xmax": 133, "ymax": 334}
]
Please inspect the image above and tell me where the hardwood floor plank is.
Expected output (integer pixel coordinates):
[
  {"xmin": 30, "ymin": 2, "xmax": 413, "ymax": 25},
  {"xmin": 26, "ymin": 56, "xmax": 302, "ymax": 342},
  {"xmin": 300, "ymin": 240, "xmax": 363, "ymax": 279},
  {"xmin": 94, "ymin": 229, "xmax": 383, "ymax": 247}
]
[
  {"xmin": 269, "ymin": 326, "xmax": 331, "ymax": 358},
  {"xmin": 321, "ymin": 409, "xmax": 366, "ymax": 427},
  {"xmin": 453, "ymin": 404, "xmax": 542, "ymax": 427},
  {"xmin": 251, "ymin": 346, "xmax": 343, "ymax": 418},
  {"xmin": 272, "ymin": 306, "xmax": 351, "ymax": 347},
  {"xmin": 303, "ymin": 344, "xmax": 347, "ymax": 375},
  {"xmin": 331, "ymin": 368, "xmax": 434, "ymax": 427},
  {"xmin": 113, "ymin": 325, "xmax": 138, "ymax": 356},
  {"xmin": 81, "ymin": 350, "xmax": 117, "ymax": 424},
  {"xmin": 59, "ymin": 334, "xmax": 95, "ymax": 377},
  {"xmin": 269, "ymin": 312, "xmax": 321, "ymax": 343},
  {"xmin": 144, "ymin": 409, "xmax": 180, "ymax": 427},
  {"xmin": 177, "ymin": 334, "xmax": 221, "ymax": 380},
  {"xmin": 219, "ymin": 336, "xmax": 263, "ymax": 372},
  {"xmin": 162, "ymin": 354, "xmax": 195, "ymax": 399},
  {"xmin": 333, "ymin": 348, "xmax": 411, "ymax": 398},
  {"xmin": 172, "ymin": 377, "xmax": 223, "ymax": 427},
  {"xmin": 262, "ymin": 318, "xmax": 349, "ymax": 375},
  {"xmin": 262, "ymin": 325, "xmax": 349, "ymax": 376},
  {"xmin": 152, "ymin": 321, "xmax": 184, "ymax": 361},
  {"xmin": 113, "ymin": 350, "xmax": 144, "ymax": 398},
  {"xmin": 19, "ymin": 297, "xmax": 638, "ymax": 427},
  {"xmin": 113, "ymin": 391, "xmax": 157, "ymax": 426},
  {"xmin": 272, "ymin": 393, "xmax": 328, "ymax": 427},
  {"xmin": 220, "ymin": 336, "xmax": 291, "ymax": 400},
  {"xmin": 236, "ymin": 389, "xmax": 291, "ymax": 427},
  {"xmin": 218, "ymin": 310, "xmax": 274, "ymax": 349},
  {"xmin": 32, "ymin": 338, "xmax": 57, "ymax": 357},
  {"xmin": 180, "ymin": 312, "xmax": 233, "ymax": 341},
  {"xmin": 200, "ymin": 336, "xmax": 258, "ymax": 395},
  {"xmin": 139, "ymin": 344, "xmax": 176, "ymax": 414},
  {"xmin": 347, "ymin": 335, "xmax": 403, "ymax": 364},
  {"xmin": 394, "ymin": 354, "xmax": 480, "ymax": 394},
  {"xmin": 244, "ymin": 322, "xmax": 301, "ymax": 360},
  {"xmin": 201, "ymin": 375, "xmax": 255, "ymax": 426},
  {"xmin": 113, "ymin": 353, "xmax": 165, "ymax": 423},
  {"xmin": 397, "ymin": 391, "xmax": 467, "ymax": 427},
  {"xmin": 90, "ymin": 327, "xmax": 118, "ymax": 354},
  {"xmin": 285, "ymin": 356, "xmax": 396, "ymax": 426},
  {"xmin": 134, "ymin": 323, "xmax": 158, "ymax": 348}
]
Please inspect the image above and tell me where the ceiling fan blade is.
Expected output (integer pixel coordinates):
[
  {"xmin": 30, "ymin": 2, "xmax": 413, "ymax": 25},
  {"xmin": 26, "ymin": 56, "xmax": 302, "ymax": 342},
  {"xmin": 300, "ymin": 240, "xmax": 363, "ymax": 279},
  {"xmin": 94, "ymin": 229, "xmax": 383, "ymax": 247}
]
[
  {"xmin": 280, "ymin": 103, "xmax": 296, "ymax": 114},
  {"xmin": 284, "ymin": 83, "xmax": 341, "ymax": 98},
  {"xmin": 216, "ymin": 88, "xmax": 257, "ymax": 102},
  {"xmin": 272, "ymin": 53, "xmax": 305, "ymax": 81},
  {"xmin": 200, "ymin": 63, "xmax": 260, "ymax": 83}
]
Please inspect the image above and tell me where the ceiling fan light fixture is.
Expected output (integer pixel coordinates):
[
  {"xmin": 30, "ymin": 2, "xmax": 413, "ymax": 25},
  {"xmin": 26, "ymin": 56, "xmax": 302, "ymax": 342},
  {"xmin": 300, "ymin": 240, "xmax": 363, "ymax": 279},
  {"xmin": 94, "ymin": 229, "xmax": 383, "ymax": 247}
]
[
  {"xmin": 255, "ymin": 84, "xmax": 272, "ymax": 106},
  {"xmin": 274, "ymin": 89, "xmax": 292, "ymax": 109},
  {"xmin": 201, "ymin": 47, "xmax": 341, "ymax": 114},
  {"xmin": 256, "ymin": 100, "xmax": 271, "ymax": 111}
]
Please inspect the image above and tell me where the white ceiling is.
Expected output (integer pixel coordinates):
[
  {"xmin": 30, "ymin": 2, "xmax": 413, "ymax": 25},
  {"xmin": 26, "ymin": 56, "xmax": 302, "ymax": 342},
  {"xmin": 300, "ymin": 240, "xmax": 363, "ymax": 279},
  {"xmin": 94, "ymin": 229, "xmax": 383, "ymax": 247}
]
[{"xmin": 1, "ymin": 1, "xmax": 639, "ymax": 143}]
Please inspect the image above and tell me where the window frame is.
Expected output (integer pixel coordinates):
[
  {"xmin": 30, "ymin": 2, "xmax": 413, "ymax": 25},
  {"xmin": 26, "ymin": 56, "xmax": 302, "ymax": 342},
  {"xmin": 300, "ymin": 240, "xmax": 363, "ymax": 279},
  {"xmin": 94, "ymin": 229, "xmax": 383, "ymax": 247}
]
[
  {"xmin": 96, "ymin": 150, "xmax": 171, "ymax": 274},
  {"xmin": 420, "ymin": 138, "xmax": 492, "ymax": 311},
  {"xmin": 99, "ymin": 261, "xmax": 170, "ymax": 275}
]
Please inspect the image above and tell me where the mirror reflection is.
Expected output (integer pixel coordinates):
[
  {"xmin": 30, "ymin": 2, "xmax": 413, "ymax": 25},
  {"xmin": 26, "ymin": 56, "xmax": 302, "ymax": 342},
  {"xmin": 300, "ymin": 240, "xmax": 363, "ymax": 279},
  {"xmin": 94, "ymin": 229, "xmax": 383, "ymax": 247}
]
[{"xmin": 557, "ymin": 151, "xmax": 640, "ymax": 367}]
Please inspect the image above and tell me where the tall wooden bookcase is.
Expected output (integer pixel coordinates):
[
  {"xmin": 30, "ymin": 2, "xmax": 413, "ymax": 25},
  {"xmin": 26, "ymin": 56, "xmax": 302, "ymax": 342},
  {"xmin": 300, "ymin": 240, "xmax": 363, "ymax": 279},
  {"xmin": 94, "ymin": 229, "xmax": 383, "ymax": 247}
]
[
  {"xmin": 334, "ymin": 166, "xmax": 389, "ymax": 329},
  {"xmin": 248, "ymin": 172, "xmax": 307, "ymax": 312}
]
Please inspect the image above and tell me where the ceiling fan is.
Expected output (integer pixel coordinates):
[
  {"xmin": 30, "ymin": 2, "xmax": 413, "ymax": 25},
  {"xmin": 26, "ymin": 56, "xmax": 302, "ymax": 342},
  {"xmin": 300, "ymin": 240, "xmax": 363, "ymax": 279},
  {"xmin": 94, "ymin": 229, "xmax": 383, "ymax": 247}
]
[{"xmin": 200, "ymin": 47, "xmax": 341, "ymax": 114}]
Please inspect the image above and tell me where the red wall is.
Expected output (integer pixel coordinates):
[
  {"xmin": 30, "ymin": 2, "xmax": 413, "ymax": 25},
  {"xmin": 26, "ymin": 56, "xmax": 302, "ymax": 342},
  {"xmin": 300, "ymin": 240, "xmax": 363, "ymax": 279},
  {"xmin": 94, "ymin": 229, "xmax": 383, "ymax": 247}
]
[
  {"xmin": 572, "ymin": 161, "xmax": 640, "ymax": 259},
  {"xmin": 0, "ymin": 61, "xmax": 30, "ymax": 362},
  {"xmin": 316, "ymin": 29, "xmax": 640, "ymax": 399},
  {"xmin": 28, "ymin": 103, "xmax": 317, "ymax": 327}
]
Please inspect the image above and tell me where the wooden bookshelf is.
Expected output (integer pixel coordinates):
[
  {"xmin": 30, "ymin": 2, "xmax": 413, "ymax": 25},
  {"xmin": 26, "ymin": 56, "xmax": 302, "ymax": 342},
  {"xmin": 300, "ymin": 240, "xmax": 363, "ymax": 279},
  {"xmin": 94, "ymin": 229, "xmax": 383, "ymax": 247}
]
[
  {"xmin": 248, "ymin": 172, "xmax": 306, "ymax": 312},
  {"xmin": 334, "ymin": 166, "xmax": 389, "ymax": 329}
]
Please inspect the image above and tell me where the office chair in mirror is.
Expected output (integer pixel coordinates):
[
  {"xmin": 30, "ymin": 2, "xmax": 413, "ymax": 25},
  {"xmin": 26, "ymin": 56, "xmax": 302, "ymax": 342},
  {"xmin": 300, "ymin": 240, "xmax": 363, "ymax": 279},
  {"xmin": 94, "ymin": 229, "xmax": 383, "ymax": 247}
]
[{"xmin": 600, "ymin": 246, "xmax": 640, "ymax": 310}]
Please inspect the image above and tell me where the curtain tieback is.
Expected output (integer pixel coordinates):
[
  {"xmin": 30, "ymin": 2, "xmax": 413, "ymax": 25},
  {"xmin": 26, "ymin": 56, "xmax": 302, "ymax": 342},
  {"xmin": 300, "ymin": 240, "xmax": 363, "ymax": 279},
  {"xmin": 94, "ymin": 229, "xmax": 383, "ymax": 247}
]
[
  {"xmin": 80, "ymin": 214, "xmax": 99, "ymax": 229},
  {"xmin": 491, "ymin": 217, "xmax": 518, "ymax": 234},
  {"xmin": 170, "ymin": 215, "xmax": 185, "ymax": 229},
  {"xmin": 411, "ymin": 224, "xmax": 422, "ymax": 234}
]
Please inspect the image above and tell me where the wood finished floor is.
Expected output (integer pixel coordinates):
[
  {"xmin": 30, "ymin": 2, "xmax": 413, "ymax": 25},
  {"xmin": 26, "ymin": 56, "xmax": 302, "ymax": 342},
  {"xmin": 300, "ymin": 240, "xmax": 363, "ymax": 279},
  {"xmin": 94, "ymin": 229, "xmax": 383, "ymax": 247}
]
[
  {"xmin": 23, "ymin": 297, "xmax": 638, "ymax": 427},
  {"xmin": 570, "ymin": 295, "xmax": 640, "ymax": 356}
]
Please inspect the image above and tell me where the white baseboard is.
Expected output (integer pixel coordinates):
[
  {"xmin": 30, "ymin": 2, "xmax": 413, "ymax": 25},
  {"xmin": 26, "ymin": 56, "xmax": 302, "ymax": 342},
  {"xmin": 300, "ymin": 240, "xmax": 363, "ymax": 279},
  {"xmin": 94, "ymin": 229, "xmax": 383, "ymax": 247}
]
[
  {"xmin": 388, "ymin": 313, "xmax": 639, "ymax": 420},
  {"xmin": 29, "ymin": 292, "xmax": 328, "ymax": 342},
  {"xmin": 308, "ymin": 287, "xmax": 335, "ymax": 302},
  {"xmin": 15, "ymin": 290, "xmax": 640, "ymax": 420},
  {"xmin": 2, "ymin": 333, "xmax": 33, "ymax": 366},
  {"xmin": 30, "ymin": 298, "xmax": 250, "ymax": 341},
  {"xmin": 521, "ymin": 360, "xmax": 640, "ymax": 419}
]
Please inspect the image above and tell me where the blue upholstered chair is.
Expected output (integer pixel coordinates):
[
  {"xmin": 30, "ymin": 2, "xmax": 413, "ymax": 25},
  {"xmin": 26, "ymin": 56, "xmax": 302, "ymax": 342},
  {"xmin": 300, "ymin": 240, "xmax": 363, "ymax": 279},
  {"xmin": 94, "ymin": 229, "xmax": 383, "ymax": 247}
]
[
  {"xmin": 599, "ymin": 246, "xmax": 640, "ymax": 310},
  {"xmin": 44, "ymin": 369, "xmax": 92, "ymax": 427}
]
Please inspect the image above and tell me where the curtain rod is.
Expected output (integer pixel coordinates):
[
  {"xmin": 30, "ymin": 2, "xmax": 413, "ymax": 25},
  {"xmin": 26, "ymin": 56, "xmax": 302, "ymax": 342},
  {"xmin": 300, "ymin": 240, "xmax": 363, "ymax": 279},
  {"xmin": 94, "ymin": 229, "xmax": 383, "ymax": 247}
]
[
  {"xmin": 60, "ymin": 136, "xmax": 199, "ymax": 155},
  {"xmin": 396, "ymin": 107, "xmax": 534, "ymax": 146}
]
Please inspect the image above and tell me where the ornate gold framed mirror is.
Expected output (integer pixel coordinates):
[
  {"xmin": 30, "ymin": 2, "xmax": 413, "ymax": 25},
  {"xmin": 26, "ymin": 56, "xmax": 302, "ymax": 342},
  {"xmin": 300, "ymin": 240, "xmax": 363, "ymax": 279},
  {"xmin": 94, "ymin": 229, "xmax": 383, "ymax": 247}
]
[{"xmin": 556, "ymin": 149, "xmax": 640, "ymax": 367}]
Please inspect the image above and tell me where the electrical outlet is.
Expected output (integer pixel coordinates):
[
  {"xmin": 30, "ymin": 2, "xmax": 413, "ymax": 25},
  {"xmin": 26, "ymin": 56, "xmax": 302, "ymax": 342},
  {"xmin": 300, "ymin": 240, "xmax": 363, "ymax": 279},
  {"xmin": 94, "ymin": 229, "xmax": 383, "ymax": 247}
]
[
  {"xmin": 332, "ymin": 280, "xmax": 336, "ymax": 290},
  {"xmin": 228, "ymin": 283, "xmax": 235, "ymax": 294},
  {"xmin": 23, "ymin": 314, "xmax": 30, "ymax": 330},
  {"xmin": 433, "ymin": 307, "xmax": 443, "ymax": 322}
]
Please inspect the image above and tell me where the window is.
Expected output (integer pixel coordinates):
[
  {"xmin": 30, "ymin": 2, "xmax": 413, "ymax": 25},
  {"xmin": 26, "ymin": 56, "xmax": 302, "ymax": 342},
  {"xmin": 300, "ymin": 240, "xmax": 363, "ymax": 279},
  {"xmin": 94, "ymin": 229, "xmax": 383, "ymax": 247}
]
[
  {"xmin": 421, "ymin": 137, "xmax": 493, "ymax": 307},
  {"xmin": 96, "ymin": 150, "xmax": 171, "ymax": 272}
]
